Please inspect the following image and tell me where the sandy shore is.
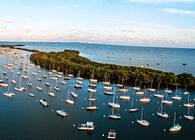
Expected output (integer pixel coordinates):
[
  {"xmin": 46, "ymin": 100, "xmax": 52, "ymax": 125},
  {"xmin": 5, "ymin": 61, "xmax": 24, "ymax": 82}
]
[{"xmin": 0, "ymin": 48, "xmax": 23, "ymax": 55}]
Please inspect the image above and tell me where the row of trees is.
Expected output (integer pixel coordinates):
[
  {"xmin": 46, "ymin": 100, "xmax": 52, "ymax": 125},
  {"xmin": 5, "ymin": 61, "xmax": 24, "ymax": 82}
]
[{"xmin": 30, "ymin": 50, "xmax": 195, "ymax": 89}]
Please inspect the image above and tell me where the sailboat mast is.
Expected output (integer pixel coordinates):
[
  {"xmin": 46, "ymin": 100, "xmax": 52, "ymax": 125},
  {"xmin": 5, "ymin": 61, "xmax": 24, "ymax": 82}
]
[
  {"xmin": 173, "ymin": 112, "xmax": 176, "ymax": 126},
  {"xmin": 141, "ymin": 107, "xmax": 143, "ymax": 120}
]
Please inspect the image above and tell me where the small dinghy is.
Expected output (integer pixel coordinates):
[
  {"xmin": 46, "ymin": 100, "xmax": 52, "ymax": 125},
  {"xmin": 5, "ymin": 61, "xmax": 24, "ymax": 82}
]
[
  {"xmin": 107, "ymin": 129, "xmax": 116, "ymax": 139},
  {"xmin": 29, "ymin": 93, "xmax": 35, "ymax": 97}
]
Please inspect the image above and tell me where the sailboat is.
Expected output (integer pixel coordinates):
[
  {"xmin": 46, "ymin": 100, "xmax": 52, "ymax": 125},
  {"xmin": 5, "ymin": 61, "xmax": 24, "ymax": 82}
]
[
  {"xmin": 65, "ymin": 90, "xmax": 74, "ymax": 105},
  {"xmin": 60, "ymin": 80, "xmax": 66, "ymax": 85},
  {"xmin": 137, "ymin": 107, "xmax": 150, "ymax": 127},
  {"xmin": 162, "ymin": 93, "xmax": 173, "ymax": 105},
  {"xmin": 107, "ymin": 129, "xmax": 116, "ymax": 139},
  {"xmin": 172, "ymin": 86, "xmax": 182, "ymax": 101},
  {"xmin": 164, "ymin": 88, "xmax": 172, "ymax": 94},
  {"xmin": 88, "ymin": 92, "xmax": 96, "ymax": 101},
  {"xmin": 108, "ymin": 107, "xmax": 121, "ymax": 120},
  {"xmin": 129, "ymin": 98, "xmax": 138, "ymax": 112},
  {"xmin": 86, "ymin": 101, "xmax": 98, "ymax": 111},
  {"xmin": 36, "ymin": 80, "xmax": 43, "ymax": 91},
  {"xmin": 48, "ymin": 84, "xmax": 55, "ymax": 97},
  {"xmin": 3, "ymin": 80, "xmax": 15, "ymax": 98},
  {"xmin": 140, "ymin": 90, "xmax": 150, "ymax": 103},
  {"xmin": 28, "ymin": 81, "xmax": 32, "ymax": 87},
  {"xmin": 56, "ymin": 110, "xmax": 68, "ymax": 117},
  {"xmin": 184, "ymin": 95, "xmax": 194, "ymax": 108},
  {"xmin": 54, "ymin": 80, "xmax": 60, "ymax": 91},
  {"xmin": 89, "ymin": 70, "xmax": 97, "ymax": 83},
  {"xmin": 169, "ymin": 112, "xmax": 181, "ymax": 132},
  {"xmin": 157, "ymin": 102, "xmax": 169, "ymax": 118},
  {"xmin": 64, "ymin": 69, "xmax": 71, "ymax": 80},
  {"xmin": 148, "ymin": 79, "xmax": 156, "ymax": 92},
  {"xmin": 71, "ymin": 91, "xmax": 78, "ymax": 98},
  {"xmin": 77, "ymin": 70, "xmax": 84, "ymax": 80},
  {"xmin": 184, "ymin": 108, "xmax": 194, "ymax": 120},
  {"xmin": 14, "ymin": 75, "xmax": 25, "ymax": 92},
  {"xmin": 102, "ymin": 72, "xmax": 111, "ymax": 85},
  {"xmin": 108, "ymin": 89, "xmax": 120, "ymax": 109}
]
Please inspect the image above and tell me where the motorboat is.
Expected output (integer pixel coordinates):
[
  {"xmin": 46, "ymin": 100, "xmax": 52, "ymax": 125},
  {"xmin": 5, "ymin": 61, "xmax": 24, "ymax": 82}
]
[
  {"xmin": 56, "ymin": 110, "xmax": 68, "ymax": 117},
  {"xmin": 78, "ymin": 122, "xmax": 94, "ymax": 131},
  {"xmin": 28, "ymin": 81, "xmax": 32, "ymax": 87},
  {"xmin": 40, "ymin": 99, "xmax": 48, "ymax": 107},
  {"xmin": 107, "ymin": 129, "xmax": 116, "ymax": 139},
  {"xmin": 14, "ymin": 87, "xmax": 25, "ymax": 92}
]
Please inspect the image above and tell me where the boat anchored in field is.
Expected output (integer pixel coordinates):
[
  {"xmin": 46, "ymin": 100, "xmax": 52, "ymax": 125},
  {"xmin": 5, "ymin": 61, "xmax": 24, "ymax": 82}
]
[
  {"xmin": 137, "ymin": 107, "xmax": 150, "ymax": 127},
  {"xmin": 78, "ymin": 122, "xmax": 94, "ymax": 131},
  {"xmin": 169, "ymin": 112, "xmax": 181, "ymax": 133},
  {"xmin": 40, "ymin": 99, "xmax": 48, "ymax": 107},
  {"xmin": 56, "ymin": 110, "xmax": 68, "ymax": 117}
]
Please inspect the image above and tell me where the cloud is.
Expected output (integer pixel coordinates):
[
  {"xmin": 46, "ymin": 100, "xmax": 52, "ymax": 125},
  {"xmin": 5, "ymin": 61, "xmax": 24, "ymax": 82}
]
[
  {"xmin": 2, "ymin": 19, "xmax": 15, "ymax": 23},
  {"xmin": 127, "ymin": 0, "xmax": 194, "ymax": 2},
  {"xmin": 23, "ymin": 26, "xmax": 32, "ymax": 33},
  {"xmin": 121, "ymin": 29, "xmax": 135, "ymax": 33},
  {"xmin": 163, "ymin": 8, "xmax": 195, "ymax": 15}
]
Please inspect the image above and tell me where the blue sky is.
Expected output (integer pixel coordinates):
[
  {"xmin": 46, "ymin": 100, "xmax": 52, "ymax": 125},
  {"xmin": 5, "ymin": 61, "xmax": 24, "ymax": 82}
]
[{"xmin": 0, "ymin": 0, "xmax": 194, "ymax": 48}]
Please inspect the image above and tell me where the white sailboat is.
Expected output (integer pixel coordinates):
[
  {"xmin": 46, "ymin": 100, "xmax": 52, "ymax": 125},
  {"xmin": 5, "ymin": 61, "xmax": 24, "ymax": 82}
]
[
  {"xmin": 137, "ymin": 107, "xmax": 150, "ymax": 127},
  {"xmin": 40, "ymin": 99, "xmax": 48, "ymax": 107},
  {"xmin": 14, "ymin": 75, "xmax": 25, "ymax": 92},
  {"xmin": 157, "ymin": 102, "xmax": 169, "ymax": 118},
  {"xmin": 71, "ymin": 91, "xmax": 78, "ymax": 98},
  {"xmin": 65, "ymin": 90, "xmax": 74, "ymax": 105},
  {"xmin": 184, "ymin": 95, "xmax": 194, "ymax": 108},
  {"xmin": 169, "ymin": 112, "xmax": 181, "ymax": 132},
  {"xmin": 108, "ymin": 107, "xmax": 121, "ymax": 120},
  {"xmin": 56, "ymin": 110, "xmax": 68, "ymax": 117},
  {"xmin": 184, "ymin": 108, "xmax": 194, "ymax": 120},
  {"xmin": 108, "ymin": 89, "xmax": 120, "ymax": 109},
  {"xmin": 162, "ymin": 93, "xmax": 173, "ymax": 105},
  {"xmin": 54, "ymin": 80, "xmax": 60, "ymax": 91},
  {"xmin": 48, "ymin": 84, "xmax": 55, "ymax": 97},
  {"xmin": 3, "ymin": 80, "xmax": 15, "ymax": 98},
  {"xmin": 172, "ymin": 86, "xmax": 182, "ymax": 101},
  {"xmin": 129, "ymin": 98, "xmax": 138, "ymax": 112}
]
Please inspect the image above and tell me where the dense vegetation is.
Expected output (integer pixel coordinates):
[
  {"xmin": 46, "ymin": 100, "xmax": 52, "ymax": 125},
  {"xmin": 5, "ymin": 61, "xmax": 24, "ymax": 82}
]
[
  {"xmin": 30, "ymin": 50, "xmax": 195, "ymax": 88},
  {"xmin": 0, "ymin": 44, "xmax": 39, "ymax": 52}
]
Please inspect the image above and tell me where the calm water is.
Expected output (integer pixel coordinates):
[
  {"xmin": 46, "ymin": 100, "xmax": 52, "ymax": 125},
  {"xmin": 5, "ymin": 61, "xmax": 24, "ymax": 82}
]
[
  {"xmin": 0, "ymin": 42, "xmax": 195, "ymax": 140},
  {"xmin": 1, "ymin": 42, "xmax": 195, "ymax": 75}
]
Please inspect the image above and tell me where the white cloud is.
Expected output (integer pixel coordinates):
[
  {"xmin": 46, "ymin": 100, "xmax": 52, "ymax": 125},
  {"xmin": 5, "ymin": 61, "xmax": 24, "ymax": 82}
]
[
  {"xmin": 128, "ymin": 0, "xmax": 194, "ymax": 2},
  {"xmin": 2, "ymin": 19, "xmax": 15, "ymax": 23},
  {"xmin": 163, "ymin": 8, "xmax": 195, "ymax": 15}
]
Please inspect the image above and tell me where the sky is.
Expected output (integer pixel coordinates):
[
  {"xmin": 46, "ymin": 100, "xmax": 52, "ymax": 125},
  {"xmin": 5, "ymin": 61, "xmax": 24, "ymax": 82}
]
[{"xmin": 0, "ymin": 0, "xmax": 195, "ymax": 48}]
